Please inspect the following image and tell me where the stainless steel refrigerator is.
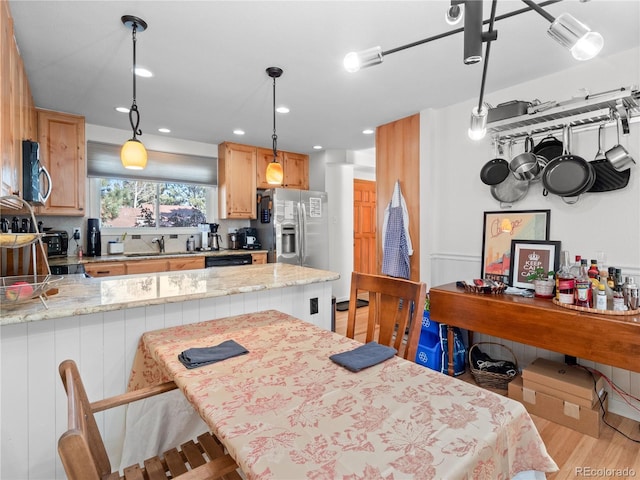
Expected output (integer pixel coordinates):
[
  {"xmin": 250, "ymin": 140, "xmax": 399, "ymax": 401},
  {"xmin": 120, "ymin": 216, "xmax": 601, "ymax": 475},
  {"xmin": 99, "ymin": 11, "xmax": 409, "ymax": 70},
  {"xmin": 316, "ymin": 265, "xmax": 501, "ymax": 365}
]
[{"xmin": 252, "ymin": 188, "xmax": 329, "ymax": 270}]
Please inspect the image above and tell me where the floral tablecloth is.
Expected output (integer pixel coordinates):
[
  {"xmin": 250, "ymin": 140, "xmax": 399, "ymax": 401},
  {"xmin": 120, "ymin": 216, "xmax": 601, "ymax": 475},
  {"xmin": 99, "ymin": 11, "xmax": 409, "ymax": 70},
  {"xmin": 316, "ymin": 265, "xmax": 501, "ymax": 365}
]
[{"xmin": 128, "ymin": 309, "xmax": 557, "ymax": 480}]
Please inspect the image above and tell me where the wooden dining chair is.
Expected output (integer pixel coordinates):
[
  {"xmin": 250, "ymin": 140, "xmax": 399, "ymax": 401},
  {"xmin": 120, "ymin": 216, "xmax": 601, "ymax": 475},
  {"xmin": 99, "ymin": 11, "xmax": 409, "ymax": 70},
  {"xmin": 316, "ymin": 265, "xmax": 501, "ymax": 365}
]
[
  {"xmin": 58, "ymin": 359, "xmax": 242, "ymax": 480},
  {"xmin": 346, "ymin": 272, "xmax": 427, "ymax": 362}
]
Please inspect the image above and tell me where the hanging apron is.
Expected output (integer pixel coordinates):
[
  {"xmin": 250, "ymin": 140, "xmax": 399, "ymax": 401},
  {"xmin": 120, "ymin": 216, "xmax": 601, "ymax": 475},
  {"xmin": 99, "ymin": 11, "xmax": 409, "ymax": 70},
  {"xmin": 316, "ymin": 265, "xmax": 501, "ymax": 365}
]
[{"xmin": 382, "ymin": 183, "xmax": 410, "ymax": 279}]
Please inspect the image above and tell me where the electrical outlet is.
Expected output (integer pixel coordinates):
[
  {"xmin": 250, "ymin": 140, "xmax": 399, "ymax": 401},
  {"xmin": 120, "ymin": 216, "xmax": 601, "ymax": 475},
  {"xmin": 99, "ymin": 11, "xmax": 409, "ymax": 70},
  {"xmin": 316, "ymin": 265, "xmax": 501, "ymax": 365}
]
[
  {"xmin": 310, "ymin": 297, "xmax": 318, "ymax": 315},
  {"xmin": 72, "ymin": 228, "xmax": 81, "ymax": 241}
]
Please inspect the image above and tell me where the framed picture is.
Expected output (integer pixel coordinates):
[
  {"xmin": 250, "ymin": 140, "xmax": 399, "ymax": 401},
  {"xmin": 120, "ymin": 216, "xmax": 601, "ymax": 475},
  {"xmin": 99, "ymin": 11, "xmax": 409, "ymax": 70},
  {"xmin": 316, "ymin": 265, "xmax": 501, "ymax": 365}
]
[
  {"xmin": 509, "ymin": 240, "xmax": 561, "ymax": 289},
  {"xmin": 480, "ymin": 209, "xmax": 550, "ymax": 283}
]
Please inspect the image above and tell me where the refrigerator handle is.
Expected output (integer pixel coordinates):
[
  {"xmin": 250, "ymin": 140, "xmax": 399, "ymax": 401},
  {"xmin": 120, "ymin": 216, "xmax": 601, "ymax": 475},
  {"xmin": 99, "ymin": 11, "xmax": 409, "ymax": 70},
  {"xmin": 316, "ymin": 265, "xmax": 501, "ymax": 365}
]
[{"xmin": 299, "ymin": 201, "xmax": 307, "ymax": 263}]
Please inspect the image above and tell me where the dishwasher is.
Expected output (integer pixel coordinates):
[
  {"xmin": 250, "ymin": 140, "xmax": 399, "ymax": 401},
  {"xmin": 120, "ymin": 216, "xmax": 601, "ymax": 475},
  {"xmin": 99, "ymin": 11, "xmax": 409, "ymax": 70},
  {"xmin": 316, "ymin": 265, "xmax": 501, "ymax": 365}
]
[{"xmin": 205, "ymin": 254, "xmax": 253, "ymax": 268}]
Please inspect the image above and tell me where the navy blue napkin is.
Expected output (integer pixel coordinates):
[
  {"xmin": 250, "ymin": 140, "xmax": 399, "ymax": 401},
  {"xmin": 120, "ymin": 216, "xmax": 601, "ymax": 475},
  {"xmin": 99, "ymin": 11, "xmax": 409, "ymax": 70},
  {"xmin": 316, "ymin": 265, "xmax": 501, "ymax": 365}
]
[
  {"xmin": 178, "ymin": 339, "xmax": 249, "ymax": 369},
  {"xmin": 329, "ymin": 341, "xmax": 397, "ymax": 372}
]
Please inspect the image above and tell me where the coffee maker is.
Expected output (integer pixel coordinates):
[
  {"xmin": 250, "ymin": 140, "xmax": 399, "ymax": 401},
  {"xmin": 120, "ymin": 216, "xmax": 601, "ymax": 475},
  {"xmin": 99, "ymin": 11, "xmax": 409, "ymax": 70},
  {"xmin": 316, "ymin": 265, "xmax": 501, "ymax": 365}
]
[
  {"xmin": 86, "ymin": 218, "xmax": 101, "ymax": 257},
  {"xmin": 208, "ymin": 223, "xmax": 221, "ymax": 251},
  {"xmin": 237, "ymin": 227, "xmax": 261, "ymax": 250}
]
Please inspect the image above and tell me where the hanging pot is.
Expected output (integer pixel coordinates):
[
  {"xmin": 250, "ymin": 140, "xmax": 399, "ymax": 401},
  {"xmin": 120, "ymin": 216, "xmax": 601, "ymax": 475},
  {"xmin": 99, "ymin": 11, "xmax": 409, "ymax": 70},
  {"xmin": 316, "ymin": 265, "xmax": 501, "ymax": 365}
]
[
  {"xmin": 605, "ymin": 117, "xmax": 636, "ymax": 171},
  {"xmin": 509, "ymin": 135, "xmax": 540, "ymax": 181},
  {"xmin": 542, "ymin": 126, "xmax": 595, "ymax": 203},
  {"xmin": 490, "ymin": 173, "xmax": 529, "ymax": 208},
  {"xmin": 480, "ymin": 141, "xmax": 509, "ymax": 186},
  {"xmin": 533, "ymin": 134, "xmax": 563, "ymax": 165}
]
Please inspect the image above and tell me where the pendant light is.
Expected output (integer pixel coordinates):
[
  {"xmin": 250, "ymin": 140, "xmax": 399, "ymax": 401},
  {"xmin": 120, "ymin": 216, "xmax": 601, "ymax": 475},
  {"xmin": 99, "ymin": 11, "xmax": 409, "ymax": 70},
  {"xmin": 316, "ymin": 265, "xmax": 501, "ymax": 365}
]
[
  {"xmin": 120, "ymin": 15, "xmax": 148, "ymax": 170},
  {"xmin": 265, "ymin": 67, "xmax": 284, "ymax": 185}
]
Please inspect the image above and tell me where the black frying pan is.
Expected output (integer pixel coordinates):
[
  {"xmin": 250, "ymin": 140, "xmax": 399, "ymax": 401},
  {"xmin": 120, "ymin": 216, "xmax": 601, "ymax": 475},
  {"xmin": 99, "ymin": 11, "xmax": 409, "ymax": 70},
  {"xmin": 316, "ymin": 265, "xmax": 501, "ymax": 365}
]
[
  {"xmin": 480, "ymin": 142, "xmax": 509, "ymax": 186},
  {"xmin": 542, "ymin": 126, "xmax": 595, "ymax": 201},
  {"xmin": 533, "ymin": 135, "xmax": 563, "ymax": 165}
]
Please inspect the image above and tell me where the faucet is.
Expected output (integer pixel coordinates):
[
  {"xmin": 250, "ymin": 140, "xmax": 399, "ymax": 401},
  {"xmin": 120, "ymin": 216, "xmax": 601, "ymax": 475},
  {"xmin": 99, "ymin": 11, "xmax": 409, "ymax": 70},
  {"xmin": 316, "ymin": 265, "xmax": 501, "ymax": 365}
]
[{"xmin": 152, "ymin": 235, "xmax": 165, "ymax": 253}]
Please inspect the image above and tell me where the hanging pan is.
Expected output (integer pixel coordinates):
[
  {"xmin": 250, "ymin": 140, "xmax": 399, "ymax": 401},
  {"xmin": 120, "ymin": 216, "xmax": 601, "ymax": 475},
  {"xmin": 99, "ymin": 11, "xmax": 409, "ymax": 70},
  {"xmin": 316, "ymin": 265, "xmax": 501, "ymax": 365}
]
[
  {"xmin": 588, "ymin": 124, "xmax": 631, "ymax": 192},
  {"xmin": 480, "ymin": 141, "xmax": 509, "ymax": 186},
  {"xmin": 533, "ymin": 134, "xmax": 563, "ymax": 165},
  {"xmin": 542, "ymin": 125, "xmax": 595, "ymax": 204},
  {"xmin": 490, "ymin": 173, "xmax": 529, "ymax": 208}
]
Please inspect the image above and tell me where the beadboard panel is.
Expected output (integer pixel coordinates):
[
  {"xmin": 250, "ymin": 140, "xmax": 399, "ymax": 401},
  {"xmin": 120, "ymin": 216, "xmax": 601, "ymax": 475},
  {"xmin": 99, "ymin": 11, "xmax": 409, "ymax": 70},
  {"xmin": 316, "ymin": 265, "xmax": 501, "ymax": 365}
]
[{"xmin": 0, "ymin": 284, "xmax": 332, "ymax": 480}]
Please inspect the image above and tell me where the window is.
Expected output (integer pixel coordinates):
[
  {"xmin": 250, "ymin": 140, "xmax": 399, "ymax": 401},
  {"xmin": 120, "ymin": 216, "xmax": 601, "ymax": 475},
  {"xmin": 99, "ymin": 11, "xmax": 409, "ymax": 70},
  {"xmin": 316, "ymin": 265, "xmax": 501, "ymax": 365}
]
[{"xmin": 99, "ymin": 178, "xmax": 209, "ymax": 228}]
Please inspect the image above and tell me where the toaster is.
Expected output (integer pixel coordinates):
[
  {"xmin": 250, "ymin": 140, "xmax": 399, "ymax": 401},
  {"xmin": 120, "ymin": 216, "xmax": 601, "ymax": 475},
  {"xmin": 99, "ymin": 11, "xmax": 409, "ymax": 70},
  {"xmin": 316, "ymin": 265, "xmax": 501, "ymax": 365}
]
[{"xmin": 42, "ymin": 230, "xmax": 69, "ymax": 257}]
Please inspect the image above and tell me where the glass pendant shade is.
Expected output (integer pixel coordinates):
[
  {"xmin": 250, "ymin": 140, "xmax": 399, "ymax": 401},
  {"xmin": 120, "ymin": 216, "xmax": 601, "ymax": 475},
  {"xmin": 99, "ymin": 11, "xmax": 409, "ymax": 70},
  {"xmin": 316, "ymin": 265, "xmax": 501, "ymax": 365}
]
[
  {"xmin": 266, "ymin": 161, "xmax": 283, "ymax": 184},
  {"xmin": 547, "ymin": 13, "xmax": 603, "ymax": 61},
  {"xmin": 468, "ymin": 106, "xmax": 488, "ymax": 140},
  {"xmin": 343, "ymin": 46, "xmax": 383, "ymax": 72},
  {"xmin": 121, "ymin": 139, "xmax": 148, "ymax": 170}
]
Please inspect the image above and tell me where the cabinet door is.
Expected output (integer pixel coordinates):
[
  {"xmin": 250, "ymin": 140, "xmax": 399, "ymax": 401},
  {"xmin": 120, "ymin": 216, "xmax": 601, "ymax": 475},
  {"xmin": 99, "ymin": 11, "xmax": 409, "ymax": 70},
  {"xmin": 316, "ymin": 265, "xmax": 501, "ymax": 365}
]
[
  {"xmin": 37, "ymin": 109, "xmax": 85, "ymax": 215},
  {"xmin": 283, "ymin": 152, "xmax": 309, "ymax": 190},
  {"xmin": 84, "ymin": 262, "xmax": 126, "ymax": 278},
  {"xmin": 168, "ymin": 256, "xmax": 204, "ymax": 271},
  {"xmin": 251, "ymin": 252, "xmax": 267, "ymax": 264},
  {"xmin": 218, "ymin": 142, "xmax": 256, "ymax": 219},
  {"xmin": 126, "ymin": 259, "xmax": 169, "ymax": 275},
  {"xmin": 256, "ymin": 147, "xmax": 283, "ymax": 189},
  {"xmin": 1, "ymin": 4, "xmax": 17, "ymax": 196}
]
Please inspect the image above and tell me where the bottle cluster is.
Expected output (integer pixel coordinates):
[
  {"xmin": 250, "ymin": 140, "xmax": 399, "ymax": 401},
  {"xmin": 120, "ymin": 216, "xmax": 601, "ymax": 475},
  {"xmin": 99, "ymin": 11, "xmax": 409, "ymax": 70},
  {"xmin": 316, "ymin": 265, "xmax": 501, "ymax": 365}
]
[{"xmin": 555, "ymin": 252, "xmax": 638, "ymax": 311}]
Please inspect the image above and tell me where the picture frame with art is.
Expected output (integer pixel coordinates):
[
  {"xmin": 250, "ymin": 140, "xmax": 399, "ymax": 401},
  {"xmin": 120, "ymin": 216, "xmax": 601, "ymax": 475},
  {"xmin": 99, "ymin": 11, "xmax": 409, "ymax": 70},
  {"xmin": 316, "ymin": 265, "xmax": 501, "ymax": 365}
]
[
  {"xmin": 480, "ymin": 209, "xmax": 551, "ymax": 283},
  {"xmin": 509, "ymin": 240, "xmax": 561, "ymax": 289}
]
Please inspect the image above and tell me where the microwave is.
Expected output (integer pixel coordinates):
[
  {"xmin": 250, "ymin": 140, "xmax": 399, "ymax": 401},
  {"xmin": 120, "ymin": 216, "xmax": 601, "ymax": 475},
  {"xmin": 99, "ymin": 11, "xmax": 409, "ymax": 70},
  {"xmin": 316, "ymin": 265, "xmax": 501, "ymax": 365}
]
[{"xmin": 22, "ymin": 140, "xmax": 52, "ymax": 205}]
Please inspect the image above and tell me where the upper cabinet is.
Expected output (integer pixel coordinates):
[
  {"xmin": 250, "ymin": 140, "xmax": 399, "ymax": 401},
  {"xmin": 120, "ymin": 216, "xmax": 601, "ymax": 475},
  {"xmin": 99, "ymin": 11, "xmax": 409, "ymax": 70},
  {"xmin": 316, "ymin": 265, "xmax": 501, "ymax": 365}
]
[
  {"xmin": 36, "ymin": 109, "xmax": 86, "ymax": 216},
  {"xmin": 218, "ymin": 142, "xmax": 257, "ymax": 219},
  {"xmin": 1, "ymin": 1, "xmax": 37, "ymax": 197},
  {"xmin": 256, "ymin": 146, "xmax": 309, "ymax": 190}
]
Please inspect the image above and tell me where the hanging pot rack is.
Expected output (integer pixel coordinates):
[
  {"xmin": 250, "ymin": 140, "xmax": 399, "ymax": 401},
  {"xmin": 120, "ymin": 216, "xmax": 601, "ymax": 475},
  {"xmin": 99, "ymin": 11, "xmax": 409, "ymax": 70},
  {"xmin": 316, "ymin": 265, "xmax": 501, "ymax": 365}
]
[{"xmin": 488, "ymin": 86, "xmax": 640, "ymax": 144}]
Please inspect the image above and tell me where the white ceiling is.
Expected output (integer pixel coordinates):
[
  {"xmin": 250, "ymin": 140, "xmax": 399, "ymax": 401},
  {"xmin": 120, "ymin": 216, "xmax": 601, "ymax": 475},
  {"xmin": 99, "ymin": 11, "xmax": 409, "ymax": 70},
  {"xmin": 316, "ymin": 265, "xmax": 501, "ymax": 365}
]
[{"xmin": 9, "ymin": 1, "xmax": 640, "ymax": 154}]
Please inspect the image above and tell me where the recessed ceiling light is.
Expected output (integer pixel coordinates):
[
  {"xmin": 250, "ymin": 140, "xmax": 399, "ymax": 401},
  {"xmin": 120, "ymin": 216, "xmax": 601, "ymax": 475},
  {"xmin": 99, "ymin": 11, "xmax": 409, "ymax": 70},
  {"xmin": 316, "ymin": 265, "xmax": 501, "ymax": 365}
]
[
  {"xmin": 115, "ymin": 106, "xmax": 130, "ymax": 113},
  {"xmin": 362, "ymin": 129, "xmax": 374, "ymax": 135},
  {"xmin": 276, "ymin": 106, "xmax": 290, "ymax": 114},
  {"xmin": 233, "ymin": 129, "xmax": 245, "ymax": 135},
  {"xmin": 313, "ymin": 145, "xmax": 323, "ymax": 150},
  {"xmin": 134, "ymin": 66, "xmax": 153, "ymax": 78},
  {"xmin": 158, "ymin": 128, "xmax": 171, "ymax": 133}
]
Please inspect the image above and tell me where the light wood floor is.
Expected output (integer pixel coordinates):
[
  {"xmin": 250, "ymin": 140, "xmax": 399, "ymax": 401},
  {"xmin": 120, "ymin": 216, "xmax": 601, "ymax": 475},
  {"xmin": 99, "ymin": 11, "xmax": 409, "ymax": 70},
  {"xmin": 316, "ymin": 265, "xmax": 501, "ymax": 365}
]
[{"xmin": 335, "ymin": 305, "xmax": 640, "ymax": 479}]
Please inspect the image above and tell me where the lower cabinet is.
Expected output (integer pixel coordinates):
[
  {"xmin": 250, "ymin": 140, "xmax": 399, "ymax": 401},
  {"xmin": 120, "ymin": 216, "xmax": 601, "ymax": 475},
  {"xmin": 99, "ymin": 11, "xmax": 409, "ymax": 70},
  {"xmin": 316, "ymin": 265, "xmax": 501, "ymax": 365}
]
[
  {"xmin": 251, "ymin": 252, "xmax": 267, "ymax": 264},
  {"xmin": 84, "ymin": 262, "xmax": 126, "ymax": 278},
  {"xmin": 84, "ymin": 256, "xmax": 205, "ymax": 277},
  {"xmin": 168, "ymin": 256, "xmax": 205, "ymax": 271}
]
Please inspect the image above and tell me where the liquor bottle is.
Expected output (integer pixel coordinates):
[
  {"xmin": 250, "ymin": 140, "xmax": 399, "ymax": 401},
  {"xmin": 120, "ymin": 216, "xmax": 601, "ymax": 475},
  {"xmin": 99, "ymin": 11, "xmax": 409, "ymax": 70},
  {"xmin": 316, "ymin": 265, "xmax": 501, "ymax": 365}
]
[
  {"xmin": 606, "ymin": 267, "xmax": 616, "ymax": 290},
  {"xmin": 556, "ymin": 250, "xmax": 575, "ymax": 305},
  {"xmin": 595, "ymin": 283, "xmax": 607, "ymax": 310},
  {"xmin": 613, "ymin": 286, "xmax": 626, "ymax": 311},
  {"xmin": 587, "ymin": 259, "xmax": 599, "ymax": 284},
  {"xmin": 574, "ymin": 259, "xmax": 592, "ymax": 307},
  {"xmin": 569, "ymin": 255, "xmax": 582, "ymax": 278}
]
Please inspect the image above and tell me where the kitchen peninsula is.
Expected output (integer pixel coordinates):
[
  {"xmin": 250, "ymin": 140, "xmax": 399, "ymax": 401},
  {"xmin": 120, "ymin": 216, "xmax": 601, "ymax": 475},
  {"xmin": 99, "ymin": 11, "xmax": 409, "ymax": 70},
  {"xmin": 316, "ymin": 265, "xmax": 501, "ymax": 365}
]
[{"xmin": 0, "ymin": 263, "xmax": 338, "ymax": 480}]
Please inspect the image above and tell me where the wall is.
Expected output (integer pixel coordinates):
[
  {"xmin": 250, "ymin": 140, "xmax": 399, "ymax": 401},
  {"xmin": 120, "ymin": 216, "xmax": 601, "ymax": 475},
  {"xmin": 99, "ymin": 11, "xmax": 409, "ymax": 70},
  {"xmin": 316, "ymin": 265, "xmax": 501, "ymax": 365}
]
[{"xmin": 421, "ymin": 46, "xmax": 640, "ymax": 420}]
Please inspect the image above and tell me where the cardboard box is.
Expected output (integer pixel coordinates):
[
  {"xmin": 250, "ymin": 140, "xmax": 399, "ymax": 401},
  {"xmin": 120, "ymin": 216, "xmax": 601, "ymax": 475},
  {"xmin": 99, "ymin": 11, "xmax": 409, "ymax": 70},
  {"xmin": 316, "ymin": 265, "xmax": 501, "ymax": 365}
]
[
  {"xmin": 508, "ymin": 376, "xmax": 607, "ymax": 438},
  {"xmin": 522, "ymin": 358, "xmax": 603, "ymax": 407}
]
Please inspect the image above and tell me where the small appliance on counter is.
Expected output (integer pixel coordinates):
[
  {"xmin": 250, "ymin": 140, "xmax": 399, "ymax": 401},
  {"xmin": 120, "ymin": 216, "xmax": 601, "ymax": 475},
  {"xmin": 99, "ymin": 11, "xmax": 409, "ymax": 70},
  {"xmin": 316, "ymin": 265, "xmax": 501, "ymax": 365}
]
[
  {"xmin": 86, "ymin": 218, "xmax": 101, "ymax": 257},
  {"xmin": 237, "ymin": 227, "xmax": 261, "ymax": 250},
  {"xmin": 208, "ymin": 223, "xmax": 221, "ymax": 251},
  {"xmin": 42, "ymin": 230, "xmax": 69, "ymax": 258}
]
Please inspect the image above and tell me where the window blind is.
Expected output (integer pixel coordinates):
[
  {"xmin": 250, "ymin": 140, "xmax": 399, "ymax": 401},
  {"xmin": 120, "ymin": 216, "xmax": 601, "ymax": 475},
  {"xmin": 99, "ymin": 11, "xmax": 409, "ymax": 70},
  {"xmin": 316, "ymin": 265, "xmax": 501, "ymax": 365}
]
[{"xmin": 87, "ymin": 141, "xmax": 217, "ymax": 185}]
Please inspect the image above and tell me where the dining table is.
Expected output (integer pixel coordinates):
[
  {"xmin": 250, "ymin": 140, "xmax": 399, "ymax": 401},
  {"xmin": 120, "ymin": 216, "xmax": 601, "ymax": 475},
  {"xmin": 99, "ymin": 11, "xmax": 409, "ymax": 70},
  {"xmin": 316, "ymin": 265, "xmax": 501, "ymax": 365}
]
[{"xmin": 128, "ymin": 309, "xmax": 558, "ymax": 480}]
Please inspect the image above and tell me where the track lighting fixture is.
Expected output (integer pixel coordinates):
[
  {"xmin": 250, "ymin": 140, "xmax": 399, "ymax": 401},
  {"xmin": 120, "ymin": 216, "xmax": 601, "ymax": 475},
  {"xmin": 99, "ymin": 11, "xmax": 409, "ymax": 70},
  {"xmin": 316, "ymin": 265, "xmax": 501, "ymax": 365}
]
[
  {"xmin": 521, "ymin": 0, "xmax": 603, "ymax": 61},
  {"xmin": 120, "ymin": 15, "xmax": 148, "ymax": 170},
  {"xmin": 265, "ymin": 67, "xmax": 284, "ymax": 185},
  {"xmin": 445, "ymin": 1, "xmax": 464, "ymax": 26}
]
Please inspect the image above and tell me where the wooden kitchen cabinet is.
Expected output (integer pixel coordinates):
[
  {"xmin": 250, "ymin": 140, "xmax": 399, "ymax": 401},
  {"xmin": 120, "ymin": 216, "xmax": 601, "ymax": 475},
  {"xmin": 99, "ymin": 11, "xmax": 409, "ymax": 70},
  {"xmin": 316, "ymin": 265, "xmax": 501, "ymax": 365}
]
[
  {"xmin": 251, "ymin": 252, "xmax": 267, "ymax": 264},
  {"xmin": 84, "ymin": 262, "xmax": 126, "ymax": 278},
  {"xmin": 36, "ymin": 109, "xmax": 85, "ymax": 216},
  {"xmin": 168, "ymin": 256, "xmax": 204, "ymax": 271},
  {"xmin": 218, "ymin": 142, "xmax": 257, "ymax": 219},
  {"xmin": 126, "ymin": 259, "xmax": 168, "ymax": 275},
  {"xmin": 1, "ymin": 2, "xmax": 37, "ymax": 197},
  {"xmin": 256, "ymin": 147, "xmax": 309, "ymax": 190},
  {"xmin": 282, "ymin": 151, "xmax": 309, "ymax": 190}
]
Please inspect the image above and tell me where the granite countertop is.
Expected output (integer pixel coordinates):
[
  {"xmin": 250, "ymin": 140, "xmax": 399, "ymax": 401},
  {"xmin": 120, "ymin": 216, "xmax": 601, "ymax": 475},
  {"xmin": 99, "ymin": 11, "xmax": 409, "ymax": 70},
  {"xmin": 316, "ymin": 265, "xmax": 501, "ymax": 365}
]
[
  {"xmin": 0, "ymin": 263, "xmax": 339, "ymax": 326},
  {"xmin": 49, "ymin": 250, "xmax": 268, "ymax": 266}
]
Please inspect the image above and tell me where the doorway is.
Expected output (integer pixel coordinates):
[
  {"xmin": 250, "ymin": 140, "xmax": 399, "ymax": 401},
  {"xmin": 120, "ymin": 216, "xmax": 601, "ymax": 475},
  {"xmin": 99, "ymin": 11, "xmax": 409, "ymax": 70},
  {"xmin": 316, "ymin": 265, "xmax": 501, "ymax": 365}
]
[{"xmin": 353, "ymin": 179, "xmax": 377, "ymax": 274}]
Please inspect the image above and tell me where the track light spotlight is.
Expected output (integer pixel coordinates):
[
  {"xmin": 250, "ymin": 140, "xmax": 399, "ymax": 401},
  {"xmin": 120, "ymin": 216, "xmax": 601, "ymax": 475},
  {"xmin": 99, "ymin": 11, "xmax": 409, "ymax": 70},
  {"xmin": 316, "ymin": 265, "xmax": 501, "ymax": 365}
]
[{"xmin": 343, "ymin": 46, "xmax": 384, "ymax": 73}]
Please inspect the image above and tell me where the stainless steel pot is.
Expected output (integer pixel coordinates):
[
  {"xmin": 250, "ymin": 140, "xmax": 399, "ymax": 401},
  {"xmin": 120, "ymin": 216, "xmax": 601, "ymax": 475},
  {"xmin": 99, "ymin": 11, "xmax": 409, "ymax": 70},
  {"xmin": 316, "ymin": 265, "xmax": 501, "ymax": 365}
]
[
  {"xmin": 605, "ymin": 117, "xmax": 636, "ymax": 171},
  {"xmin": 509, "ymin": 136, "xmax": 540, "ymax": 181},
  {"xmin": 490, "ymin": 173, "xmax": 529, "ymax": 208}
]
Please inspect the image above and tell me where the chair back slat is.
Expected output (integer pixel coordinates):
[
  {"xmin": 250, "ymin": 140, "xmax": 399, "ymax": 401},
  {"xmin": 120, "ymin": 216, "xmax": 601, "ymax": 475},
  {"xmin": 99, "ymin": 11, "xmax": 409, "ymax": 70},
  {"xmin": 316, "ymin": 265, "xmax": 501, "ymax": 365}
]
[
  {"xmin": 347, "ymin": 272, "xmax": 427, "ymax": 361},
  {"xmin": 58, "ymin": 360, "xmax": 112, "ymax": 480}
]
